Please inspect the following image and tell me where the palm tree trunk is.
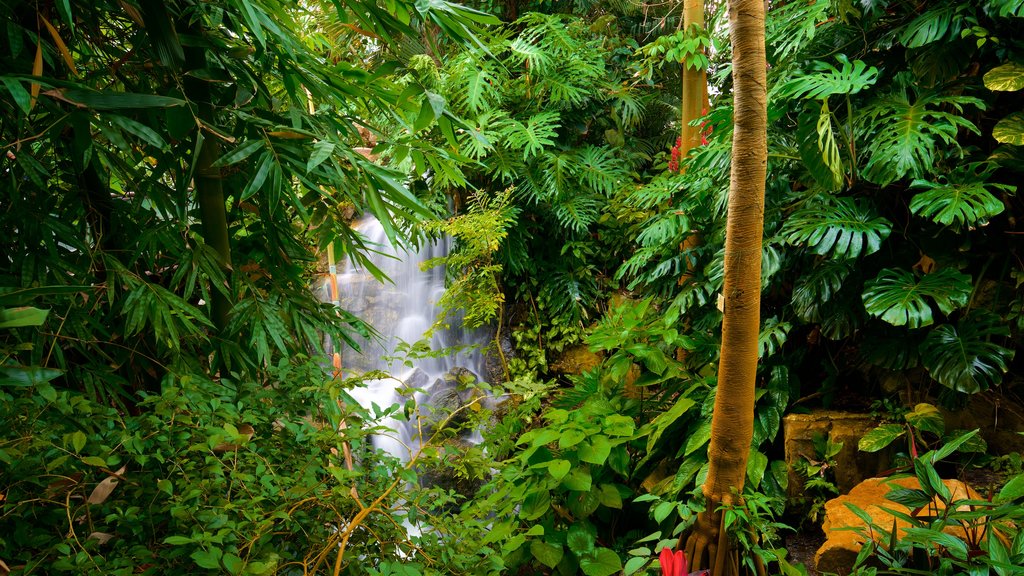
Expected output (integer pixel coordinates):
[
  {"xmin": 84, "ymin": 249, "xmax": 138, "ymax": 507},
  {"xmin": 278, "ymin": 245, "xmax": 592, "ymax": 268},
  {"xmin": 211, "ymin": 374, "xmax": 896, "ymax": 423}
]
[{"xmin": 685, "ymin": 0, "xmax": 767, "ymax": 573}]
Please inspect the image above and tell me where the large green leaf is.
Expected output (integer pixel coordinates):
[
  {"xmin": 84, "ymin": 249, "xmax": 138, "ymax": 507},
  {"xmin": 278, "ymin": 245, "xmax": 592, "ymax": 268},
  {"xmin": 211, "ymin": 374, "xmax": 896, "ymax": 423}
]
[
  {"xmin": 920, "ymin": 312, "xmax": 1014, "ymax": 393},
  {"xmin": 61, "ymin": 88, "xmax": 187, "ymax": 109},
  {"xmin": 859, "ymin": 87, "xmax": 983, "ymax": 186},
  {"xmin": 580, "ymin": 547, "xmax": 623, "ymax": 576},
  {"xmin": 993, "ymin": 112, "xmax": 1024, "ymax": 146},
  {"xmin": 908, "ymin": 164, "xmax": 1014, "ymax": 230},
  {"xmin": 783, "ymin": 197, "xmax": 892, "ymax": 259},
  {"xmin": 987, "ymin": 0, "xmax": 1024, "ymax": 17},
  {"xmin": 984, "ymin": 62, "xmax": 1024, "ymax": 91},
  {"xmin": 792, "ymin": 260, "xmax": 852, "ymax": 322},
  {"xmin": 858, "ymin": 424, "xmax": 905, "ymax": 453},
  {"xmin": 0, "ymin": 307, "xmax": 50, "ymax": 328},
  {"xmin": 862, "ymin": 268, "xmax": 971, "ymax": 328},
  {"xmin": 898, "ymin": 6, "xmax": 958, "ymax": 48},
  {"xmin": 778, "ymin": 54, "xmax": 879, "ymax": 100}
]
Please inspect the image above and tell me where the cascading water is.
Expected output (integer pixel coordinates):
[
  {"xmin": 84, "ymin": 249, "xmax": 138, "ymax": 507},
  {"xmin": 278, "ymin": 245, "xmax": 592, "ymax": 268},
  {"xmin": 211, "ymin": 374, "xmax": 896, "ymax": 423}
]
[{"xmin": 326, "ymin": 217, "xmax": 493, "ymax": 463}]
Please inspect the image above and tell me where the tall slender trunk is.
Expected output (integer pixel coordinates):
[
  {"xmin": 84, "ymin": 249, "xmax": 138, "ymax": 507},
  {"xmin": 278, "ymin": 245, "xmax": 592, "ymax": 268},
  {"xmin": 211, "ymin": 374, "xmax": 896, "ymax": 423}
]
[
  {"xmin": 685, "ymin": 0, "xmax": 767, "ymax": 574},
  {"xmin": 184, "ymin": 39, "xmax": 232, "ymax": 332},
  {"xmin": 679, "ymin": 0, "xmax": 708, "ymax": 158}
]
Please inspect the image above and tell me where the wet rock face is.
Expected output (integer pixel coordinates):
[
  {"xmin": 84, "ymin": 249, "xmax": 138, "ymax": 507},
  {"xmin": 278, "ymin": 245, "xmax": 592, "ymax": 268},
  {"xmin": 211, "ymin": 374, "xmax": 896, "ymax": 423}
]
[
  {"xmin": 783, "ymin": 411, "xmax": 892, "ymax": 504},
  {"xmin": 814, "ymin": 476, "xmax": 983, "ymax": 575},
  {"xmin": 420, "ymin": 367, "xmax": 483, "ymax": 437}
]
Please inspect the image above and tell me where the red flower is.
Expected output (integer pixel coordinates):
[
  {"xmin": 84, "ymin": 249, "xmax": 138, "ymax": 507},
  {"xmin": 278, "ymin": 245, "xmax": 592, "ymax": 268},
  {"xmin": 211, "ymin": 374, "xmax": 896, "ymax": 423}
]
[{"xmin": 660, "ymin": 548, "xmax": 688, "ymax": 576}]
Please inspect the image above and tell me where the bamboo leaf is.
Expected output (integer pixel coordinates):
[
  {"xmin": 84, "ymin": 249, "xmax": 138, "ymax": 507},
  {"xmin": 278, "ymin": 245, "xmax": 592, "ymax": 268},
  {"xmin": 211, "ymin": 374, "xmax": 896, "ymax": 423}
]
[
  {"xmin": 61, "ymin": 89, "xmax": 187, "ymax": 109},
  {"xmin": 40, "ymin": 14, "xmax": 78, "ymax": 77}
]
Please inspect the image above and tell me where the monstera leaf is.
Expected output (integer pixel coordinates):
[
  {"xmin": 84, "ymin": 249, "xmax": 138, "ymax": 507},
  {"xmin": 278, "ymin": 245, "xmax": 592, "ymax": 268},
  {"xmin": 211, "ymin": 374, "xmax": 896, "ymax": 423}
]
[
  {"xmin": 909, "ymin": 164, "xmax": 1014, "ymax": 230},
  {"xmin": 862, "ymin": 268, "xmax": 971, "ymax": 328},
  {"xmin": 792, "ymin": 260, "xmax": 852, "ymax": 322},
  {"xmin": 859, "ymin": 86, "xmax": 983, "ymax": 186},
  {"xmin": 783, "ymin": 197, "xmax": 892, "ymax": 259},
  {"xmin": 777, "ymin": 54, "xmax": 879, "ymax": 100},
  {"xmin": 920, "ymin": 312, "xmax": 1015, "ymax": 393}
]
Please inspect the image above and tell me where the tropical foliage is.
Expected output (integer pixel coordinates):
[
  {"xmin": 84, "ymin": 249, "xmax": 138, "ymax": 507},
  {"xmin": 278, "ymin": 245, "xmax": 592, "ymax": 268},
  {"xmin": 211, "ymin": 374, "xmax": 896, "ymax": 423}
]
[{"xmin": 3, "ymin": 0, "xmax": 1024, "ymax": 574}]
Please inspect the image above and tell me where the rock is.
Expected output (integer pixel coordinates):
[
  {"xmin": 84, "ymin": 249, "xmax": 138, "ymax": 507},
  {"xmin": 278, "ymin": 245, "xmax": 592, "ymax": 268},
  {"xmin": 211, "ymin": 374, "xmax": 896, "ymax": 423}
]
[
  {"xmin": 783, "ymin": 411, "xmax": 892, "ymax": 503},
  {"xmin": 815, "ymin": 476, "xmax": 983, "ymax": 575},
  {"xmin": 549, "ymin": 344, "xmax": 602, "ymax": 375},
  {"xmin": 938, "ymin": 390, "xmax": 1024, "ymax": 455},
  {"xmin": 403, "ymin": 367, "xmax": 430, "ymax": 390}
]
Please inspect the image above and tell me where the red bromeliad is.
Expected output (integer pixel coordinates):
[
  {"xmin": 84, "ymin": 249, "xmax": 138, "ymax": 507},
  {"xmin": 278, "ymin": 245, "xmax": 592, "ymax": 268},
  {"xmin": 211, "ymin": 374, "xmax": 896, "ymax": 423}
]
[{"xmin": 660, "ymin": 547, "xmax": 688, "ymax": 576}]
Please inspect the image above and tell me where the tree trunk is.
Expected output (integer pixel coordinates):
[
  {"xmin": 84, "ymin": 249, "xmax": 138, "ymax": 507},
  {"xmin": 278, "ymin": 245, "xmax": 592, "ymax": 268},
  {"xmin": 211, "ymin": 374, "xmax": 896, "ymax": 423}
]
[
  {"xmin": 679, "ymin": 0, "xmax": 708, "ymax": 159},
  {"xmin": 685, "ymin": 0, "xmax": 767, "ymax": 574}
]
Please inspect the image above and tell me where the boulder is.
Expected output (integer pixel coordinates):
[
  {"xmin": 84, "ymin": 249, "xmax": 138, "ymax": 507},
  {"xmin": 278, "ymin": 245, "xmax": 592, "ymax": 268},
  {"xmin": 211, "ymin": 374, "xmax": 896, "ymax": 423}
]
[
  {"xmin": 783, "ymin": 411, "xmax": 892, "ymax": 503},
  {"xmin": 815, "ymin": 476, "xmax": 983, "ymax": 575},
  {"xmin": 549, "ymin": 344, "xmax": 602, "ymax": 375}
]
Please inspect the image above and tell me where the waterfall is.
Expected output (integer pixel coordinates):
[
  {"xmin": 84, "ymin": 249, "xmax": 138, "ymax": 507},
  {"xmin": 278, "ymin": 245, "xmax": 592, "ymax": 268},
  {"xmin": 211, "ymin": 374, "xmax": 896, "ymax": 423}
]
[{"xmin": 327, "ymin": 217, "xmax": 493, "ymax": 462}]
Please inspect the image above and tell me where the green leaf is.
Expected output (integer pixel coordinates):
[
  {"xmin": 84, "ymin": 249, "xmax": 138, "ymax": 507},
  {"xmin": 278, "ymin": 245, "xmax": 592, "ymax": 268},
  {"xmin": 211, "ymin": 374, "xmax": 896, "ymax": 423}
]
[
  {"xmin": 107, "ymin": 115, "xmax": 168, "ymax": 150},
  {"xmin": 984, "ymin": 62, "xmax": 1024, "ymax": 91},
  {"xmin": 642, "ymin": 395, "xmax": 695, "ymax": 453},
  {"xmin": 602, "ymin": 414, "xmax": 635, "ymax": 437},
  {"xmin": 624, "ymin": 556, "xmax": 648, "ymax": 576},
  {"xmin": 920, "ymin": 313, "xmax": 1014, "ymax": 393},
  {"xmin": 82, "ymin": 456, "xmax": 107, "ymax": 467},
  {"xmin": 580, "ymin": 547, "xmax": 622, "ymax": 576},
  {"xmin": 905, "ymin": 403, "xmax": 944, "ymax": 435},
  {"xmin": 212, "ymin": 140, "xmax": 264, "ymax": 167},
  {"xmin": 0, "ymin": 366, "xmax": 63, "ymax": 387},
  {"xmin": 909, "ymin": 164, "xmax": 1013, "ymax": 230},
  {"xmin": 898, "ymin": 6, "xmax": 956, "ymax": 48},
  {"xmin": 0, "ymin": 306, "xmax": 49, "ymax": 328},
  {"xmin": 531, "ymin": 540, "xmax": 564, "ymax": 568},
  {"xmin": 885, "ymin": 487, "xmax": 932, "ymax": 508},
  {"xmin": 559, "ymin": 428, "xmax": 586, "ymax": 449},
  {"xmin": 578, "ymin": 435, "xmax": 612, "ymax": 465},
  {"xmin": 163, "ymin": 535, "xmax": 194, "ymax": 545},
  {"xmin": 306, "ymin": 141, "xmax": 335, "ymax": 173},
  {"xmin": 562, "ymin": 467, "xmax": 592, "ymax": 492},
  {"xmin": 860, "ymin": 87, "xmax": 983, "ymax": 186},
  {"xmin": 62, "ymin": 89, "xmax": 187, "ymax": 109},
  {"xmin": 778, "ymin": 54, "xmax": 878, "ymax": 100},
  {"xmin": 70, "ymin": 431, "xmax": 87, "ymax": 453},
  {"xmin": 783, "ymin": 197, "xmax": 892, "ymax": 259},
  {"xmin": 993, "ymin": 112, "xmax": 1024, "ymax": 146},
  {"xmin": 191, "ymin": 547, "xmax": 223, "ymax": 570},
  {"xmin": 241, "ymin": 152, "xmax": 275, "ymax": 200},
  {"xmin": 862, "ymin": 268, "xmax": 972, "ymax": 328},
  {"xmin": 746, "ymin": 450, "xmax": 769, "ymax": 489},
  {"xmin": 858, "ymin": 424, "xmax": 906, "ymax": 453},
  {"xmin": 998, "ymin": 473, "xmax": 1024, "ymax": 502},
  {"xmin": 521, "ymin": 489, "xmax": 550, "ymax": 521},
  {"xmin": 2, "ymin": 77, "xmax": 31, "ymax": 114},
  {"xmin": 791, "ymin": 260, "xmax": 852, "ymax": 322},
  {"xmin": 567, "ymin": 524, "xmax": 596, "ymax": 554},
  {"xmin": 596, "ymin": 484, "xmax": 623, "ymax": 509},
  {"xmin": 548, "ymin": 459, "xmax": 571, "ymax": 480}
]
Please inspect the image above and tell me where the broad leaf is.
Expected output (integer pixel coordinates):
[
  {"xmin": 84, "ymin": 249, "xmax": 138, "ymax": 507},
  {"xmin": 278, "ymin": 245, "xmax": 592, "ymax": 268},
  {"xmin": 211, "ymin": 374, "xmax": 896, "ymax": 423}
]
[
  {"xmin": 792, "ymin": 260, "xmax": 852, "ymax": 322},
  {"xmin": 778, "ymin": 54, "xmax": 879, "ymax": 100},
  {"xmin": 993, "ymin": 112, "xmax": 1024, "ymax": 146},
  {"xmin": 0, "ymin": 307, "xmax": 49, "ymax": 328},
  {"xmin": 860, "ymin": 86, "xmax": 983, "ymax": 186},
  {"xmin": 783, "ymin": 197, "xmax": 892, "ymax": 259},
  {"xmin": 859, "ymin": 424, "xmax": 905, "ymax": 452},
  {"xmin": 984, "ymin": 62, "xmax": 1024, "ymax": 91},
  {"xmin": 862, "ymin": 268, "xmax": 971, "ymax": 328},
  {"xmin": 920, "ymin": 312, "xmax": 1014, "ymax": 393},
  {"xmin": 898, "ymin": 6, "xmax": 957, "ymax": 48},
  {"xmin": 909, "ymin": 163, "xmax": 1014, "ymax": 230},
  {"xmin": 987, "ymin": 0, "xmax": 1024, "ymax": 17},
  {"xmin": 531, "ymin": 540, "xmax": 564, "ymax": 568},
  {"xmin": 580, "ymin": 547, "xmax": 623, "ymax": 576}
]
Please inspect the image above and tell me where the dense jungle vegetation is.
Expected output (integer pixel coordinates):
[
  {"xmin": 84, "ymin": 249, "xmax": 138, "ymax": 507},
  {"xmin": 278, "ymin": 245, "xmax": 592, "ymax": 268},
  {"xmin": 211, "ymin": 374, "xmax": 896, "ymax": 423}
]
[{"xmin": 3, "ymin": 0, "xmax": 1024, "ymax": 574}]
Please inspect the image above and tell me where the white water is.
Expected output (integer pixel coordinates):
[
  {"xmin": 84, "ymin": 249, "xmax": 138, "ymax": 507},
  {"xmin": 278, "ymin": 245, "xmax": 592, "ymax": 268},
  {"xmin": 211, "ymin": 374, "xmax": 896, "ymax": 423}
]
[{"xmin": 326, "ymin": 217, "xmax": 491, "ymax": 462}]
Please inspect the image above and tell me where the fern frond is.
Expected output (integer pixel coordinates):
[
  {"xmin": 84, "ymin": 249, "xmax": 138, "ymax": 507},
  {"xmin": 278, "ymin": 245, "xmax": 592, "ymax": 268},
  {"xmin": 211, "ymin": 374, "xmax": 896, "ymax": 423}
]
[{"xmin": 575, "ymin": 146, "xmax": 626, "ymax": 196}]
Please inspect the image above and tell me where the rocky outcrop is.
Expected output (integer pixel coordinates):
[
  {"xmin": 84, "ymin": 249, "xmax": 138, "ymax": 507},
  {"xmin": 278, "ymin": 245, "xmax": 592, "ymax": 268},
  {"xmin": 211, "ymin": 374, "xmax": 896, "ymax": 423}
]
[
  {"xmin": 783, "ymin": 411, "xmax": 892, "ymax": 502},
  {"xmin": 549, "ymin": 344, "xmax": 602, "ymax": 375},
  {"xmin": 815, "ymin": 476, "xmax": 983, "ymax": 575}
]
